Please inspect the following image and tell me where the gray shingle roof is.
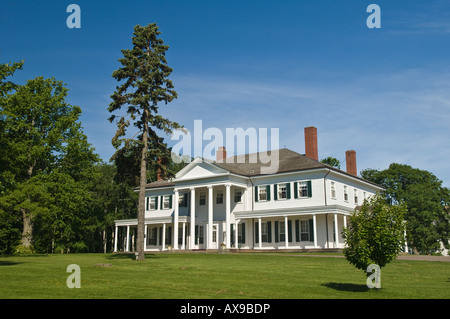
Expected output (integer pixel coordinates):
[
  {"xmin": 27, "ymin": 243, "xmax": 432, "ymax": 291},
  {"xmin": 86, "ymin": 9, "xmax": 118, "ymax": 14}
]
[
  {"xmin": 213, "ymin": 148, "xmax": 325, "ymax": 176},
  {"xmin": 143, "ymin": 148, "xmax": 382, "ymax": 189}
]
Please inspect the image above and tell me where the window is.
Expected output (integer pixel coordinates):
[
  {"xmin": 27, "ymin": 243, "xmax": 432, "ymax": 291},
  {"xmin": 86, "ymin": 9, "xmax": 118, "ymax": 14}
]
[
  {"xmin": 344, "ymin": 186, "xmax": 348, "ymax": 202},
  {"xmin": 279, "ymin": 221, "xmax": 286, "ymax": 242},
  {"xmin": 298, "ymin": 182, "xmax": 308, "ymax": 198},
  {"xmin": 199, "ymin": 192, "xmax": 206, "ymax": 205},
  {"xmin": 147, "ymin": 196, "xmax": 157, "ymax": 210},
  {"xmin": 331, "ymin": 182, "xmax": 336, "ymax": 199},
  {"xmin": 300, "ymin": 220, "xmax": 310, "ymax": 241},
  {"xmin": 255, "ymin": 221, "xmax": 272, "ymax": 243},
  {"xmin": 277, "ymin": 183, "xmax": 287, "ymax": 200},
  {"xmin": 234, "ymin": 189, "xmax": 242, "ymax": 203},
  {"xmin": 178, "ymin": 193, "xmax": 187, "ymax": 207},
  {"xmin": 212, "ymin": 225, "xmax": 217, "ymax": 243},
  {"xmin": 255, "ymin": 185, "xmax": 270, "ymax": 202},
  {"xmin": 198, "ymin": 225, "xmax": 204, "ymax": 244},
  {"xmin": 162, "ymin": 195, "xmax": 172, "ymax": 209},
  {"xmin": 237, "ymin": 223, "xmax": 245, "ymax": 243},
  {"xmin": 216, "ymin": 191, "xmax": 223, "ymax": 204},
  {"xmin": 147, "ymin": 227, "xmax": 157, "ymax": 245},
  {"xmin": 261, "ymin": 222, "xmax": 269, "ymax": 242},
  {"xmin": 294, "ymin": 181, "xmax": 312, "ymax": 199},
  {"xmin": 354, "ymin": 188, "xmax": 358, "ymax": 204},
  {"xmin": 258, "ymin": 187, "xmax": 267, "ymax": 201}
]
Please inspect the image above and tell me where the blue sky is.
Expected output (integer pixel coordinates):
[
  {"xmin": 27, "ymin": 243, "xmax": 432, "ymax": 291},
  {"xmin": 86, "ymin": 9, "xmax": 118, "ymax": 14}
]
[{"xmin": 1, "ymin": 0, "xmax": 450, "ymax": 187}]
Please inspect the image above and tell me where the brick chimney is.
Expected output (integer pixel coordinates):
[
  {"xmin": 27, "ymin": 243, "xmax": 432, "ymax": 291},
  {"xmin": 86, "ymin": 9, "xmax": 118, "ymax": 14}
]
[
  {"xmin": 345, "ymin": 150, "xmax": 357, "ymax": 176},
  {"xmin": 216, "ymin": 146, "xmax": 226, "ymax": 163},
  {"xmin": 157, "ymin": 158, "xmax": 163, "ymax": 181},
  {"xmin": 304, "ymin": 126, "xmax": 318, "ymax": 161}
]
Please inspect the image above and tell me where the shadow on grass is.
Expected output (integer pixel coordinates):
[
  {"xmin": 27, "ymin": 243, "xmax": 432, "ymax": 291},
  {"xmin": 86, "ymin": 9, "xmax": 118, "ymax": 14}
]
[
  {"xmin": 322, "ymin": 282, "xmax": 369, "ymax": 292},
  {"xmin": 106, "ymin": 253, "xmax": 165, "ymax": 260},
  {"xmin": 0, "ymin": 260, "xmax": 24, "ymax": 266}
]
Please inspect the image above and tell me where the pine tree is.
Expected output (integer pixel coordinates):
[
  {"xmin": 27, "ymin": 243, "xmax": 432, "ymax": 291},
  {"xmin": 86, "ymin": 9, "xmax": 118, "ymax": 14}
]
[{"xmin": 108, "ymin": 23, "xmax": 181, "ymax": 260}]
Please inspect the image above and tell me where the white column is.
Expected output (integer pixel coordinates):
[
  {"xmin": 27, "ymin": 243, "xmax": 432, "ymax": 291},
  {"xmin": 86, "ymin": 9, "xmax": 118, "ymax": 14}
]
[
  {"xmin": 404, "ymin": 222, "xmax": 408, "ymax": 253},
  {"xmin": 258, "ymin": 217, "xmax": 262, "ymax": 249},
  {"xmin": 225, "ymin": 184, "xmax": 231, "ymax": 248},
  {"xmin": 334, "ymin": 213, "xmax": 339, "ymax": 248},
  {"xmin": 313, "ymin": 214, "xmax": 317, "ymax": 248},
  {"xmin": 114, "ymin": 226, "xmax": 118, "ymax": 252},
  {"xmin": 343, "ymin": 215, "xmax": 347, "ymax": 248},
  {"xmin": 284, "ymin": 216, "xmax": 289, "ymax": 249},
  {"xmin": 182, "ymin": 222, "xmax": 186, "ymax": 250},
  {"xmin": 208, "ymin": 186, "xmax": 213, "ymax": 249},
  {"xmin": 162, "ymin": 223, "xmax": 166, "ymax": 251},
  {"xmin": 190, "ymin": 188, "xmax": 196, "ymax": 249},
  {"xmin": 235, "ymin": 221, "xmax": 239, "ymax": 249},
  {"xmin": 173, "ymin": 190, "xmax": 179, "ymax": 250},
  {"xmin": 125, "ymin": 226, "xmax": 130, "ymax": 252},
  {"xmin": 144, "ymin": 224, "xmax": 147, "ymax": 251}
]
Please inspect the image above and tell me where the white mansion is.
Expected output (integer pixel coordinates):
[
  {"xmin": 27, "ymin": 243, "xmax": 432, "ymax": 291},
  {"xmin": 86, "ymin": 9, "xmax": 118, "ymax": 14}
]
[{"xmin": 113, "ymin": 127, "xmax": 383, "ymax": 252}]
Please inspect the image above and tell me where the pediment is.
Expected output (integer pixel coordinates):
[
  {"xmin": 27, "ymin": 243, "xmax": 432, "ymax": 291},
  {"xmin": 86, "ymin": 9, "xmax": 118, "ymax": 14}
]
[{"xmin": 175, "ymin": 158, "xmax": 229, "ymax": 181}]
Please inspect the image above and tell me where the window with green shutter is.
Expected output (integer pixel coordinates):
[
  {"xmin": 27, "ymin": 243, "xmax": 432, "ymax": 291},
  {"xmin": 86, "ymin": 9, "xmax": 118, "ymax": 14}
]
[
  {"xmin": 295, "ymin": 181, "xmax": 312, "ymax": 198},
  {"xmin": 275, "ymin": 183, "xmax": 290, "ymax": 200}
]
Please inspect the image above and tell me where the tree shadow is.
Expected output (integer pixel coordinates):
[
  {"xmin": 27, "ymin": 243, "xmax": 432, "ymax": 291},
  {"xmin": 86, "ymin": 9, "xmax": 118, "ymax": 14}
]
[
  {"xmin": 106, "ymin": 253, "xmax": 163, "ymax": 260},
  {"xmin": 322, "ymin": 282, "xmax": 369, "ymax": 292},
  {"xmin": 0, "ymin": 260, "xmax": 24, "ymax": 266}
]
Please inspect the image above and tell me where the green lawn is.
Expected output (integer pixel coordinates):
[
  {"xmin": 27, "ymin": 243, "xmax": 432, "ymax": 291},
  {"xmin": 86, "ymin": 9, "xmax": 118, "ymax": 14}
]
[{"xmin": 0, "ymin": 252, "xmax": 448, "ymax": 299}]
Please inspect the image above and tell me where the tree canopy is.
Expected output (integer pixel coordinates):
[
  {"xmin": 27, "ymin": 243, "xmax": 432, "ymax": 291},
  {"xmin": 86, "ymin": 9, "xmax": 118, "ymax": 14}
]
[
  {"xmin": 342, "ymin": 194, "xmax": 407, "ymax": 275},
  {"xmin": 0, "ymin": 61, "xmax": 138, "ymax": 254},
  {"xmin": 361, "ymin": 164, "xmax": 450, "ymax": 254}
]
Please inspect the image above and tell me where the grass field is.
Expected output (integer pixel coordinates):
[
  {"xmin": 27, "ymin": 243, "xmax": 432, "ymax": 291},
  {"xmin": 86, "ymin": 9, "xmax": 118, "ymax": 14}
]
[{"xmin": 0, "ymin": 252, "xmax": 448, "ymax": 299}]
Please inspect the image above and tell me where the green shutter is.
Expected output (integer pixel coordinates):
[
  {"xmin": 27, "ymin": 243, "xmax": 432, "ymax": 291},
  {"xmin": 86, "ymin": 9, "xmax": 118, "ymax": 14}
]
[
  {"xmin": 167, "ymin": 226, "xmax": 172, "ymax": 245},
  {"xmin": 160, "ymin": 196, "xmax": 163, "ymax": 210},
  {"xmin": 307, "ymin": 181, "xmax": 312, "ymax": 198},
  {"xmin": 195, "ymin": 225, "xmax": 199, "ymax": 245},
  {"xmin": 169, "ymin": 195, "xmax": 173, "ymax": 209},
  {"xmin": 274, "ymin": 221, "xmax": 279, "ymax": 243},
  {"xmin": 146, "ymin": 197, "xmax": 149, "ymax": 210},
  {"xmin": 254, "ymin": 186, "xmax": 259, "ymax": 202},
  {"xmin": 274, "ymin": 184, "xmax": 278, "ymax": 200},
  {"xmin": 159, "ymin": 226, "xmax": 162, "ymax": 245},
  {"xmin": 255, "ymin": 222, "xmax": 259, "ymax": 244},
  {"xmin": 295, "ymin": 220, "xmax": 300, "ymax": 242},
  {"xmin": 154, "ymin": 196, "xmax": 158, "ymax": 210},
  {"xmin": 309, "ymin": 219, "xmax": 314, "ymax": 242},
  {"xmin": 241, "ymin": 222, "xmax": 246, "ymax": 244},
  {"xmin": 288, "ymin": 220, "xmax": 292, "ymax": 242},
  {"xmin": 287, "ymin": 183, "xmax": 291, "ymax": 199},
  {"xmin": 294, "ymin": 182, "xmax": 298, "ymax": 199},
  {"xmin": 267, "ymin": 221, "xmax": 272, "ymax": 243},
  {"xmin": 266, "ymin": 185, "xmax": 271, "ymax": 201},
  {"xmin": 231, "ymin": 225, "xmax": 234, "ymax": 245}
]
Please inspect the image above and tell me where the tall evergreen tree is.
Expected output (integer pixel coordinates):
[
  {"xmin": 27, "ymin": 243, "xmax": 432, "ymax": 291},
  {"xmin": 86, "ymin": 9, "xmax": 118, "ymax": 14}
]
[{"xmin": 108, "ymin": 23, "xmax": 181, "ymax": 260}]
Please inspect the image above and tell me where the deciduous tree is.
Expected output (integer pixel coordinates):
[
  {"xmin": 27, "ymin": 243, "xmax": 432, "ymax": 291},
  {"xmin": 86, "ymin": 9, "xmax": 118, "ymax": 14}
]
[{"xmin": 342, "ymin": 195, "xmax": 406, "ymax": 276}]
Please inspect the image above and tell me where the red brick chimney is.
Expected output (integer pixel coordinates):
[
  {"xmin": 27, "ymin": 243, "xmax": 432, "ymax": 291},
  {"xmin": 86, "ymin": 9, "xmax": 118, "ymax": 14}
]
[
  {"xmin": 304, "ymin": 126, "xmax": 318, "ymax": 161},
  {"xmin": 157, "ymin": 158, "xmax": 163, "ymax": 181},
  {"xmin": 216, "ymin": 146, "xmax": 226, "ymax": 163},
  {"xmin": 345, "ymin": 150, "xmax": 357, "ymax": 176}
]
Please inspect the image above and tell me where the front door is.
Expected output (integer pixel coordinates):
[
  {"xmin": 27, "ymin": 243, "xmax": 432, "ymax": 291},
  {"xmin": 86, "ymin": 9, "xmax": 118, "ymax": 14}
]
[{"xmin": 211, "ymin": 224, "xmax": 218, "ymax": 249}]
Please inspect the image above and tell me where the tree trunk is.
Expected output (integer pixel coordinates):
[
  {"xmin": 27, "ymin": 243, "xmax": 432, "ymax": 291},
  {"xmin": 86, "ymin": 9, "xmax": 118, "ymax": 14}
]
[
  {"xmin": 136, "ymin": 108, "xmax": 149, "ymax": 260},
  {"xmin": 21, "ymin": 208, "xmax": 33, "ymax": 248}
]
